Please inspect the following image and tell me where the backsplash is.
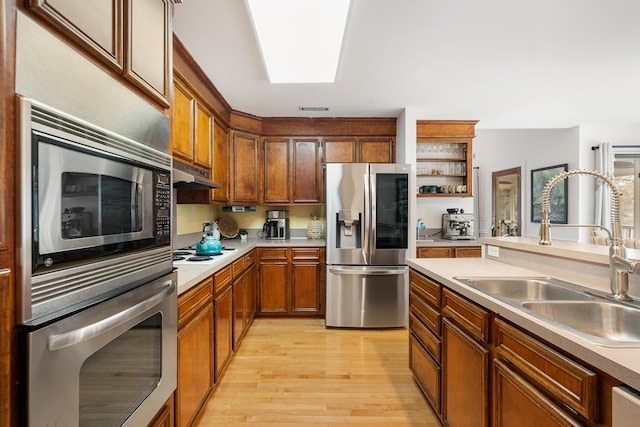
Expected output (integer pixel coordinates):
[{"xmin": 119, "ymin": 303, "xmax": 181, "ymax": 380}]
[{"xmin": 176, "ymin": 204, "xmax": 325, "ymax": 236}]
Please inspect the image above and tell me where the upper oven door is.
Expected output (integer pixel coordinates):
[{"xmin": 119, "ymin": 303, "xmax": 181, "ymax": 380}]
[{"xmin": 36, "ymin": 133, "xmax": 155, "ymax": 254}]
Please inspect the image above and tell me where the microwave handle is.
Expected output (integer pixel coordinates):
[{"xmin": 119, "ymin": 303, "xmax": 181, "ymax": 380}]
[{"xmin": 48, "ymin": 281, "xmax": 175, "ymax": 351}]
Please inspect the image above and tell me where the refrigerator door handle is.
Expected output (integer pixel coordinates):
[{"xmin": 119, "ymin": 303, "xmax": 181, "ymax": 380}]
[
  {"xmin": 328, "ymin": 267, "xmax": 407, "ymax": 276},
  {"xmin": 362, "ymin": 171, "xmax": 370, "ymax": 262}
]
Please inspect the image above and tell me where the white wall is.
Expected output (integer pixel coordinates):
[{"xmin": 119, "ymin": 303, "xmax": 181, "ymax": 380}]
[
  {"xmin": 473, "ymin": 125, "xmax": 640, "ymax": 243},
  {"xmin": 474, "ymin": 128, "xmax": 580, "ymax": 240}
]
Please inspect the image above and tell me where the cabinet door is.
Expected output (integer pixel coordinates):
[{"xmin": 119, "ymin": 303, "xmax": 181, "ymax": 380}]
[
  {"xmin": 214, "ymin": 287, "xmax": 233, "ymax": 381},
  {"xmin": 323, "ymin": 137, "xmax": 356, "ymax": 163},
  {"xmin": 263, "ymin": 138, "xmax": 290, "ymax": 204},
  {"xmin": 232, "ymin": 274, "xmax": 246, "ymax": 350},
  {"xmin": 493, "ymin": 359, "xmax": 582, "ymax": 427},
  {"xmin": 211, "ymin": 121, "xmax": 229, "ymax": 203},
  {"xmin": 125, "ymin": 0, "xmax": 170, "ymax": 106},
  {"xmin": 359, "ymin": 137, "xmax": 394, "ymax": 163},
  {"xmin": 442, "ymin": 318, "xmax": 490, "ymax": 427},
  {"xmin": 26, "ymin": 0, "xmax": 122, "ymax": 72},
  {"xmin": 231, "ymin": 132, "xmax": 260, "ymax": 204},
  {"xmin": 245, "ymin": 263, "xmax": 257, "ymax": 323},
  {"xmin": 172, "ymin": 82, "xmax": 194, "ymax": 162},
  {"xmin": 147, "ymin": 395, "xmax": 174, "ymax": 427},
  {"xmin": 194, "ymin": 103, "xmax": 212, "ymax": 169},
  {"xmin": 292, "ymin": 138, "xmax": 322, "ymax": 203},
  {"xmin": 290, "ymin": 262, "xmax": 321, "ymax": 315},
  {"xmin": 258, "ymin": 262, "xmax": 288, "ymax": 314},
  {"xmin": 177, "ymin": 305, "xmax": 213, "ymax": 427}
]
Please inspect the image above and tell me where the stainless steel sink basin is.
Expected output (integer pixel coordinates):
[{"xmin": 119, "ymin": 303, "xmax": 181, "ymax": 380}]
[
  {"xmin": 454, "ymin": 277, "xmax": 592, "ymax": 301},
  {"xmin": 522, "ymin": 301, "xmax": 640, "ymax": 347}
]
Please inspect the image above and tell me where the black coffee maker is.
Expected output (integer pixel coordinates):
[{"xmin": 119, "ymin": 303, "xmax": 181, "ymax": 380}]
[{"xmin": 262, "ymin": 210, "xmax": 289, "ymax": 239}]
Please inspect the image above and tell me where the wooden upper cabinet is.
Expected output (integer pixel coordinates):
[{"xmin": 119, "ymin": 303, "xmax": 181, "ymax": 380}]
[
  {"xmin": 323, "ymin": 138, "xmax": 357, "ymax": 163},
  {"xmin": 171, "ymin": 79, "xmax": 213, "ymax": 170},
  {"xmin": 26, "ymin": 0, "xmax": 122, "ymax": 71},
  {"xmin": 231, "ymin": 132, "xmax": 260, "ymax": 204},
  {"xmin": 124, "ymin": 0, "xmax": 171, "ymax": 106},
  {"xmin": 172, "ymin": 82, "xmax": 194, "ymax": 162},
  {"xmin": 27, "ymin": 0, "xmax": 172, "ymax": 107},
  {"xmin": 292, "ymin": 138, "xmax": 322, "ymax": 203},
  {"xmin": 262, "ymin": 138, "xmax": 291, "ymax": 204},
  {"xmin": 194, "ymin": 103, "xmax": 213, "ymax": 169},
  {"xmin": 359, "ymin": 137, "xmax": 395, "ymax": 163},
  {"xmin": 211, "ymin": 121, "xmax": 229, "ymax": 204}
]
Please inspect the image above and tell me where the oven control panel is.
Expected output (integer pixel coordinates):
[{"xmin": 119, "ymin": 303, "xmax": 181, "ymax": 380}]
[{"xmin": 155, "ymin": 172, "xmax": 171, "ymax": 245}]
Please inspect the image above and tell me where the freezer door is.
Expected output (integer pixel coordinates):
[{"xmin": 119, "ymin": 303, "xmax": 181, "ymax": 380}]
[
  {"xmin": 369, "ymin": 163, "xmax": 410, "ymax": 265},
  {"xmin": 325, "ymin": 266, "xmax": 408, "ymax": 328},
  {"xmin": 326, "ymin": 163, "xmax": 369, "ymax": 265}
]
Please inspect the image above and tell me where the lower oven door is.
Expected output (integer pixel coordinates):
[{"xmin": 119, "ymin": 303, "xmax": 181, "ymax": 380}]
[{"xmin": 26, "ymin": 272, "xmax": 177, "ymax": 427}]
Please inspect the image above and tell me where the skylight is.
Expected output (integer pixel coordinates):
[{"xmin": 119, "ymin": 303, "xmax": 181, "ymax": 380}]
[{"xmin": 246, "ymin": 0, "xmax": 351, "ymax": 83}]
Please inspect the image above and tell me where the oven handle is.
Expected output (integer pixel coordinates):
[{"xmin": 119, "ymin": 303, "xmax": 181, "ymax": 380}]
[{"xmin": 48, "ymin": 281, "xmax": 175, "ymax": 351}]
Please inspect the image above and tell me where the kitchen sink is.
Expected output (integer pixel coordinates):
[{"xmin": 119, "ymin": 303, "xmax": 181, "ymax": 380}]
[
  {"xmin": 454, "ymin": 277, "xmax": 592, "ymax": 301},
  {"xmin": 522, "ymin": 300, "xmax": 640, "ymax": 347}
]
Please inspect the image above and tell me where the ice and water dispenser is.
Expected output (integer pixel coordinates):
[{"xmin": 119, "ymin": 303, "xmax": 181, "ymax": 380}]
[{"xmin": 335, "ymin": 209, "xmax": 361, "ymax": 248}]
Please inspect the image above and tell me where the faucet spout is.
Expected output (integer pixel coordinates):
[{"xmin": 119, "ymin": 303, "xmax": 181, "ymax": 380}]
[{"xmin": 538, "ymin": 169, "xmax": 632, "ymax": 301}]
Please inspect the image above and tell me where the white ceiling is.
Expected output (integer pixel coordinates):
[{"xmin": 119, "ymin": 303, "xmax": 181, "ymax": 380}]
[{"xmin": 172, "ymin": 0, "xmax": 640, "ymax": 129}]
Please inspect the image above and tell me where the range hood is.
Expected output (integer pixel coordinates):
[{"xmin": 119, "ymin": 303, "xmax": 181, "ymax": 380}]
[{"xmin": 172, "ymin": 160, "xmax": 222, "ymax": 190}]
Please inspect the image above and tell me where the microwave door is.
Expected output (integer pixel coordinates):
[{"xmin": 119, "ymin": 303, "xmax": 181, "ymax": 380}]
[{"xmin": 37, "ymin": 136, "xmax": 154, "ymax": 255}]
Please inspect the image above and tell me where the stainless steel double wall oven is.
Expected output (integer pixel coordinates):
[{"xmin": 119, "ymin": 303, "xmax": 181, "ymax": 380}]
[{"xmin": 16, "ymin": 96, "xmax": 176, "ymax": 426}]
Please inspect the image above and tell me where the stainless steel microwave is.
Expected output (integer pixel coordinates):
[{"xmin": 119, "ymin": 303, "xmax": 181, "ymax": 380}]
[{"xmin": 16, "ymin": 96, "xmax": 173, "ymax": 325}]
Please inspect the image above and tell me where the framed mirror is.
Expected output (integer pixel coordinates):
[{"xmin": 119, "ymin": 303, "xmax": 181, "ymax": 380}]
[{"xmin": 492, "ymin": 167, "xmax": 522, "ymax": 236}]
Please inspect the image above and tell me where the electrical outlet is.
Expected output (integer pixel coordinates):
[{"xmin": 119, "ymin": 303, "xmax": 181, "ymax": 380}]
[{"xmin": 487, "ymin": 245, "xmax": 499, "ymax": 257}]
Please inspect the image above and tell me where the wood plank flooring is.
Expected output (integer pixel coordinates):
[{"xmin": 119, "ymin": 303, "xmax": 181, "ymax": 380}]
[{"xmin": 195, "ymin": 318, "xmax": 440, "ymax": 426}]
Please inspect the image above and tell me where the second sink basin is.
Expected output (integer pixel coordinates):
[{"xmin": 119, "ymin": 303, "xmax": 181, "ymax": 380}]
[
  {"xmin": 454, "ymin": 277, "xmax": 592, "ymax": 301},
  {"xmin": 522, "ymin": 300, "xmax": 640, "ymax": 346}
]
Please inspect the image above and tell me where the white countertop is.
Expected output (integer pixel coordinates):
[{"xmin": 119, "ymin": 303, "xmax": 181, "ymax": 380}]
[
  {"xmin": 174, "ymin": 238, "xmax": 326, "ymax": 295},
  {"xmin": 406, "ymin": 256, "xmax": 640, "ymax": 391}
]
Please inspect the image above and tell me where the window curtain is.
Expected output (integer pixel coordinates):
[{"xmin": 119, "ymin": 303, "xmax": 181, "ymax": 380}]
[{"xmin": 594, "ymin": 142, "xmax": 613, "ymax": 228}]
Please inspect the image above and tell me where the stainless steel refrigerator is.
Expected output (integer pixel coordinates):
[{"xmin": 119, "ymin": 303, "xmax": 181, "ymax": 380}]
[{"xmin": 325, "ymin": 163, "xmax": 410, "ymax": 328}]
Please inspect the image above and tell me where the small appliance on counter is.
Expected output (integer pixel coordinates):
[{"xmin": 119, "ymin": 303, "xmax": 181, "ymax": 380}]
[
  {"xmin": 263, "ymin": 210, "xmax": 289, "ymax": 239},
  {"xmin": 442, "ymin": 212, "xmax": 475, "ymax": 240}
]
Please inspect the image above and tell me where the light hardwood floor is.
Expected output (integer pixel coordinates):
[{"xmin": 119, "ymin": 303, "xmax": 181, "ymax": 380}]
[{"xmin": 195, "ymin": 318, "xmax": 440, "ymax": 426}]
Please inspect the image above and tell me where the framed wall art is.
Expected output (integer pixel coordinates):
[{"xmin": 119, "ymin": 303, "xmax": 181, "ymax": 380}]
[{"xmin": 531, "ymin": 163, "xmax": 568, "ymax": 223}]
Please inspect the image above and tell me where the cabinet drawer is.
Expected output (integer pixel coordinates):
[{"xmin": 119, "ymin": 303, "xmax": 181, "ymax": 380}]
[
  {"xmin": 232, "ymin": 257, "xmax": 245, "ymax": 277},
  {"xmin": 494, "ymin": 319, "xmax": 597, "ymax": 422},
  {"xmin": 259, "ymin": 248, "xmax": 288, "ymax": 261},
  {"xmin": 409, "ymin": 270, "xmax": 441, "ymax": 308},
  {"xmin": 244, "ymin": 250, "xmax": 256, "ymax": 267},
  {"xmin": 454, "ymin": 246, "xmax": 482, "ymax": 258},
  {"xmin": 410, "ymin": 335, "xmax": 441, "ymax": 414},
  {"xmin": 410, "ymin": 311, "xmax": 441, "ymax": 363},
  {"xmin": 410, "ymin": 291, "xmax": 441, "ymax": 335},
  {"xmin": 291, "ymin": 247, "xmax": 321, "ymax": 261},
  {"xmin": 417, "ymin": 247, "xmax": 453, "ymax": 258},
  {"xmin": 213, "ymin": 265, "xmax": 233, "ymax": 295},
  {"xmin": 442, "ymin": 288, "xmax": 490, "ymax": 343},
  {"xmin": 178, "ymin": 277, "xmax": 213, "ymax": 327}
]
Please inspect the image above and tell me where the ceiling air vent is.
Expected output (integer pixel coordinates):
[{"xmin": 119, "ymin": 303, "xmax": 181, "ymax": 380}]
[{"xmin": 299, "ymin": 106, "xmax": 329, "ymax": 112}]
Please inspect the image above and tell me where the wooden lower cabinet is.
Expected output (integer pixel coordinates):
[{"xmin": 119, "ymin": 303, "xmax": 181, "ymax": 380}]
[
  {"xmin": 257, "ymin": 247, "xmax": 325, "ymax": 316},
  {"xmin": 493, "ymin": 359, "xmax": 582, "ymax": 427},
  {"xmin": 214, "ymin": 285, "xmax": 233, "ymax": 381},
  {"xmin": 408, "ymin": 268, "xmax": 618, "ymax": 427},
  {"xmin": 176, "ymin": 278, "xmax": 214, "ymax": 427},
  {"xmin": 442, "ymin": 318, "xmax": 490, "ymax": 427},
  {"xmin": 417, "ymin": 245, "xmax": 482, "ymax": 258},
  {"xmin": 233, "ymin": 260, "xmax": 257, "ymax": 349},
  {"xmin": 147, "ymin": 394, "xmax": 175, "ymax": 427}
]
